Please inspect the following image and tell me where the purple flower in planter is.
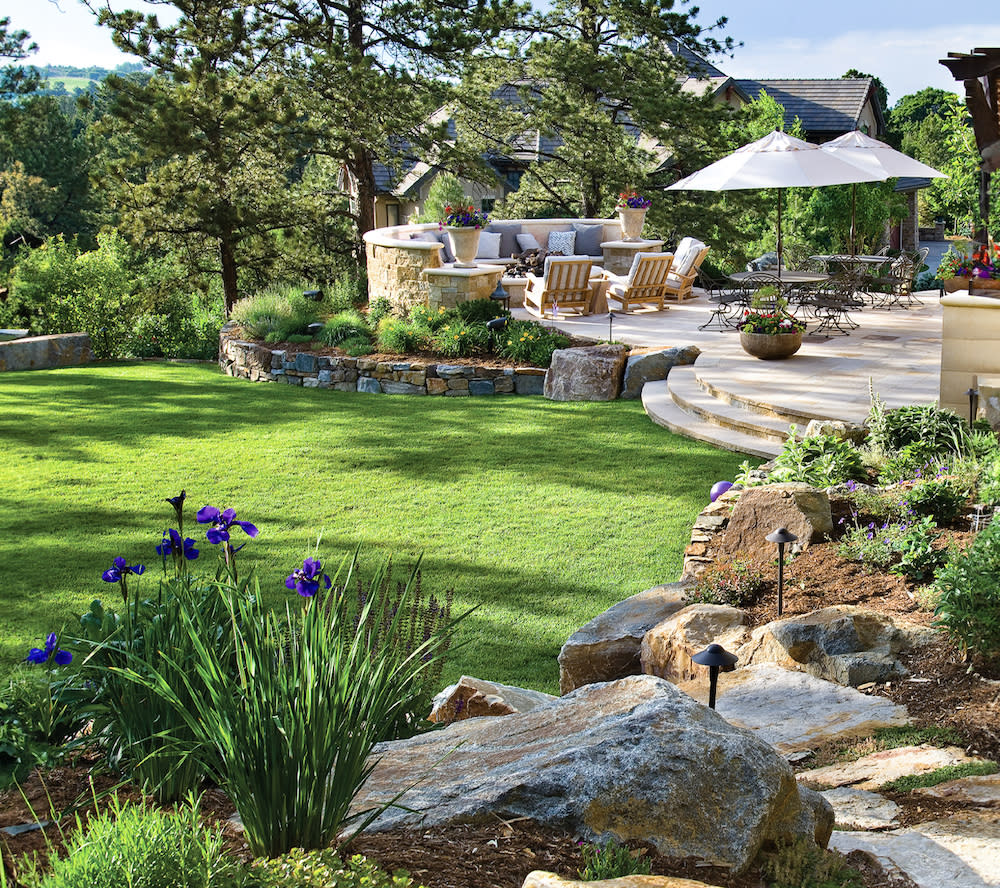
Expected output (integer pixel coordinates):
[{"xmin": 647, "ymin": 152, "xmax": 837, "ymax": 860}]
[
  {"xmin": 102, "ymin": 556, "xmax": 146, "ymax": 583},
  {"xmin": 196, "ymin": 506, "xmax": 258, "ymax": 547},
  {"xmin": 156, "ymin": 528, "xmax": 199, "ymax": 561},
  {"xmin": 285, "ymin": 557, "xmax": 332, "ymax": 598},
  {"xmin": 26, "ymin": 633, "xmax": 72, "ymax": 666}
]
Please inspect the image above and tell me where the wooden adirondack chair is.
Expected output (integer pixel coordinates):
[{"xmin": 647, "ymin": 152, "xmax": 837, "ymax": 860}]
[
  {"xmin": 604, "ymin": 252, "xmax": 675, "ymax": 312},
  {"xmin": 663, "ymin": 238, "xmax": 711, "ymax": 302},
  {"xmin": 523, "ymin": 257, "xmax": 595, "ymax": 318}
]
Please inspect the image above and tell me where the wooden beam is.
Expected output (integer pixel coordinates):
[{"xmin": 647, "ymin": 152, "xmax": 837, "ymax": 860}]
[{"xmin": 966, "ymin": 79, "xmax": 1000, "ymax": 152}]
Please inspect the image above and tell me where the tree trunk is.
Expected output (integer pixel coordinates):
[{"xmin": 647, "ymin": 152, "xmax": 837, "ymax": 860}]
[{"xmin": 220, "ymin": 237, "xmax": 239, "ymax": 316}]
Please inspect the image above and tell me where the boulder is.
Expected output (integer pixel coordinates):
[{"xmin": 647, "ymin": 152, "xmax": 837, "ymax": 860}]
[
  {"xmin": 559, "ymin": 584, "xmax": 689, "ymax": 694},
  {"xmin": 640, "ymin": 604, "xmax": 749, "ymax": 688},
  {"xmin": 802, "ymin": 419, "xmax": 867, "ymax": 445},
  {"xmin": 544, "ymin": 345, "xmax": 628, "ymax": 401},
  {"xmin": 427, "ymin": 676, "xmax": 556, "ymax": 723},
  {"xmin": 773, "ymin": 785, "xmax": 835, "ymax": 849},
  {"xmin": 799, "ymin": 745, "xmax": 986, "ymax": 792},
  {"xmin": 353, "ymin": 675, "xmax": 825, "ymax": 874},
  {"xmin": 820, "ymin": 788, "xmax": 901, "ymax": 830},
  {"xmin": 719, "ymin": 483, "xmax": 832, "ymax": 559},
  {"xmin": 683, "ymin": 664, "xmax": 909, "ymax": 755},
  {"xmin": 620, "ymin": 346, "xmax": 700, "ymax": 400},
  {"xmin": 523, "ymin": 873, "xmax": 723, "ymax": 888},
  {"xmin": 737, "ymin": 606, "xmax": 910, "ymax": 687}
]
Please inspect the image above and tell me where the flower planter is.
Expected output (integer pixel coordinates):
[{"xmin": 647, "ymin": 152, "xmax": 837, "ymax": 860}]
[
  {"xmin": 970, "ymin": 277, "xmax": 1000, "ymax": 297},
  {"xmin": 618, "ymin": 207, "xmax": 648, "ymax": 242},
  {"xmin": 943, "ymin": 276, "xmax": 969, "ymax": 294},
  {"xmin": 446, "ymin": 227, "xmax": 482, "ymax": 268},
  {"xmin": 739, "ymin": 330, "xmax": 803, "ymax": 360}
]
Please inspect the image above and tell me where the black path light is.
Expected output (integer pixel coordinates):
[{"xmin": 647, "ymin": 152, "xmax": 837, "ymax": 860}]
[
  {"xmin": 486, "ymin": 317, "xmax": 508, "ymax": 332},
  {"xmin": 691, "ymin": 643, "xmax": 738, "ymax": 709},
  {"xmin": 608, "ymin": 311, "xmax": 615, "ymax": 342},
  {"xmin": 765, "ymin": 526, "xmax": 798, "ymax": 617},
  {"xmin": 966, "ymin": 383, "xmax": 980, "ymax": 428},
  {"xmin": 489, "ymin": 279, "xmax": 510, "ymax": 312}
]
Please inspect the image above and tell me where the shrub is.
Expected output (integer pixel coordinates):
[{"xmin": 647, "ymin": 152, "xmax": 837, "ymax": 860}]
[
  {"xmin": 128, "ymin": 293, "xmax": 221, "ymax": 361},
  {"xmin": 367, "ymin": 296, "xmax": 393, "ymax": 327},
  {"xmin": 770, "ymin": 428, "xmax": 867, "ymax": 487},
  {"xmin": 687, "ymin": 557, "xmax": 767, "ymax": 608},
  {"xmin": 376, "ymin": 317, "xmax": 429, "ymax": 354},
  {"xmin": 900, "ymin": 478, "xmax": 968, "ymax": 524},
  {"xmin": 409, "ymin": 304, "xmax": 453, "ymax": 332},
  {"xmin": 430, "ymin": 321, "xmax": 490, "ymax": 358},
  {"xmin": 455, "ymin": 297, "xmax": 506, "ymax": 325},
  {"xmin": 867, "ymin": 397, "xmax": 969, "ymax": 458},
  {"xmin": 837, "ymin": 520, "xmax": 906, "ymax": 571},
  {"xmin": 761, "ymin": 838, "xmax": 863, "ymax": 888},
  {"xmin": 319, "ymin": 310, "xmax": 372, "ymax": 348},
  {"xmin": 326, "ymin": 273, "xmax": 367, "ymax": 312},
  {"xmin": 933, "ymin": 519, "xmax": 1000, "ymax": 662},
  {"xmin": 493, "ymin": 320, "xmax": 569, "ymax": 367},
  {"xmin": 18, "ymin": 796, "xmax": 235, "ymax": 888},
  {"xmin": 578, "ymin": 842, "xmax": 651, "ymax": 881},
  {"xmin": 978, "ymin": 453, "xmax": 1000, "ymax": 506},
  {"xmin": 338, "ymin": 335, "xmax": 374, "ymax": 357},
  {"xmin": 244, "ymin": 849, "xmax": 423, "ymax": 888},
  {"xmin": 878, "ymin": 441, "xmax": 946, "ymax": 484},
  {"xmin": 230, "ymin": 284, "xmax": 323, "ymax": 341},
  {"xmin": 889, "ymin": 517, "xmax": 949, "ymax": 582}
]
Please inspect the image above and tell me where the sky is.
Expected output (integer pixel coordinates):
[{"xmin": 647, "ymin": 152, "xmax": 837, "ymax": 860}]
[{"xmin": 13, "ymin": 0, "xmax": 1000, "ymax": 106}]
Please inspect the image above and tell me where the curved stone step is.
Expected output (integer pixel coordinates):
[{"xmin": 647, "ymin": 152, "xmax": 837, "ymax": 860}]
[{"xmin": 642, "ymin": 379, "xmax": 781, "ymax": 458}]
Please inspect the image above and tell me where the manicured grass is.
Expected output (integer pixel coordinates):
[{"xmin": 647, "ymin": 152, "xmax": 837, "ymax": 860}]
[{"xmin": 0, "ymin": 363, "xmax": 748, "ymax": 693}]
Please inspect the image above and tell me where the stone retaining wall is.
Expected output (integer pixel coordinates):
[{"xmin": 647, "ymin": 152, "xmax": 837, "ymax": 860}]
[
  {"xmin": 219, "ymin": 324, "xmax": 546, "ymax": 396},
  {"xmin": 0, "ymin": 332, "xmax": 93, "ymax": 372}
]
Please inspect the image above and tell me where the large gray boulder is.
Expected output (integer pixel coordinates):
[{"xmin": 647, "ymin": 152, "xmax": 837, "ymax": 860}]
[
  {"xmin": 427, "ymin": 676, "xmax": 556, "ymax": 723},
  {"xmin": 620, "ymin": 346, "xmax": 700, "ymax": 400},
  {"xmin": 544, "ymin": 344, "xmax": 628, "ymax": 401},
  {"xmin": 559, "ymin": 584, "xmax": 689, "ymax": 694},
  {"xmin": 737, "ymin": 606, "xmax": 910, "ymax": 687},
  {"xmin": 352, "ymin": 675, "xmax": 828, "ymax": 874},
  {"xmin": 720, "ymin": 483, "xmax": 832, "ymax": 559}
]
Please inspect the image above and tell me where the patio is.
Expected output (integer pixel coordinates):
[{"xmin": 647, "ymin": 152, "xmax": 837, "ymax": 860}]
[{"xmin": 511, "ymin": 268, "xmax": 945, "ymax": 457}]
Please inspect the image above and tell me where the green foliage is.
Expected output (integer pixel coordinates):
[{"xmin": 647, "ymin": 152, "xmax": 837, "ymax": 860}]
[
  {"xmin": 890, "ymin": 516, "xmax": 949, "ymax": 582},
  {"xmin": 18, "ymin": 796, "xmax": 236, "ymax": 888},
  {"xmin": 879, "ymin": 761, "xmax": 999, "ymax": 794},
  {"xmin": 933, "ymin": 520, "xmax": 1000, "ymax": 661},
  {"xmin": 326, "ymin": 274, "xmax": 368, "ymax": 313},
  {"xmin": 376, "ymin": 317, "xmax": 430, "ymax": 354},
  {"xmin": 577, "ymin": 842, "xmax": 651, "ymax": 881},
  {"xmin": 878, "ymin": 441, "xmax": 946, "ymax": 484},
  {"xmin": 455, "ymin": 297, "xmax": 506, "ymax": 325},
  {"xmin": 244, "ymin": 849, "xmax": 422, "ymax": 888},
  {"xmin": 826, "ymin": 726, "xmax": 964, "ymax": 764},
  {"xmin": 687, "ymin": 558, "xmax": 767, "ymax": 608},
  {"xmin": 367, "ymin": 297, "xmax": 393, "ymax": 327},
  {"xmin": 319, "ymin": 311, "xmax": 372, "ymax": 348},
  {"xmin": 409, "ymin": 304, "xmax": 453, "ymax": 332},
  {"xmin": 977, "ymin": 452, "xmax": 1000, "ymax": 505},
  {"xmin": 761, "ymin": 838, "xmax": 863, "ymax": 888},
  {"xmin": 127, "ymin": 293, "xmax": 222, "ymax": 360},
  {"xmin": 119, "ymin": 553, "xmax": 459, "ymax": 857},
  {"xmin": 4, "ymin": 232, "xmax": 144, "ymax": 357},
  {"xmin": 771, "ymin": 429, "xmax": 867, "ymax": 487},
  {"xmin": 866, "ymin": 400, "xmax": 969, "ymax": 459},
  {"xmin": 492, "ymin": 320, "xmax": 568, "ymax": 367},
  {"xmin": 413, "ymin": 173, "xmax": 467, "ymax": 224},
  {"xmin": 230, "ymin": 285, "xmax": 324, "ymax": 341},
  {"xmin": 430, "ymin": 321, "xmax": 490, "ymax": 358},
  {"xmin": 900, "ymin": 478, "xmax": 967, "ymax": 525},
  {"xmin": 837, "ymin": 520, "xmax": 907, "ymax": 571}
]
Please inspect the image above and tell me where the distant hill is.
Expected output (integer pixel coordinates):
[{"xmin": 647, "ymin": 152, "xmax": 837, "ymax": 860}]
[{"xmin": 34, "ymin": 62, "xmax": 146, "ymax": 96}]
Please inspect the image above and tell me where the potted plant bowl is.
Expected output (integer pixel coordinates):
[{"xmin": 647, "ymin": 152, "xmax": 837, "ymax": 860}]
[
  {"xmin": 739, "ymin": 288, "xmax": 806, "ymax": 360},
  {"xmin": 441, "ymin": 203, "xmax": 490, "ymax": 267},
  {"xmin": 616, "ymin": 190, "xmax": 651, "ymax": 241}
]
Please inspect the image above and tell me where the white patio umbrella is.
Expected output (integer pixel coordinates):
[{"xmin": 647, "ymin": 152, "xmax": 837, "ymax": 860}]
[
  {"xmin": 820, "ymin": 130, "xmax": 947, "ymax": 255},
  {"xmin": 666, "ymin": 130, "xmax": 887, "ymax": 276}
]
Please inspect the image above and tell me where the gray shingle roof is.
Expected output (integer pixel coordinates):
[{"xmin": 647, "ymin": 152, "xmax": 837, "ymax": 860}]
[{"xmin": 734, "ymin": 78, "xmax": 878, "ymax": 135}]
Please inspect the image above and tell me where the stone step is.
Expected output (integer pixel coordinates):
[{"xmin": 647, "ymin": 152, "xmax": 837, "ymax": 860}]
[
  {"xmin": 642, "ymin": 379, "xmax": 782, "ymax": 458},
  {"xmin": 667, "ymin": 365, "xmax": 795, "ymax": 445}
]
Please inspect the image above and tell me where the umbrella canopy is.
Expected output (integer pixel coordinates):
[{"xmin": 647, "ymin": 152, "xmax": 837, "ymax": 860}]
[
  {"xmin": 667, "ymin": 131, "xmax": 886, "ymax": 273},
  {"xmin": 820, "ymin": 130, "xmax": 948, "ymax": 255},
  {"xmin": 820, "ymin": 130, "xmax": 946, "ymax": 180}
]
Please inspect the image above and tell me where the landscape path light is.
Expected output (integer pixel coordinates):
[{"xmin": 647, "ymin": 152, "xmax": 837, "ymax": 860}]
[
  {"xmin": 765, "ymin": 526, "xmax": 798, "ymax": 617},
  {"xmin": 966, "ymin": 384, "xmax": 980, "ymax": 428},
  {"xmin": 608, "ymin": 311, "xmax": 615, "ymax": 342},
  {"xmin": 691, "ymin": 643, "xmax": 738, "ymax": 709},
  {"xmin": 490, "ymin": 279, "xmax": 510, "ymax": 312}
]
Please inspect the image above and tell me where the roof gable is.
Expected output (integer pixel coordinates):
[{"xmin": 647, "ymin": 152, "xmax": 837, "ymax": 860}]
[{"xmin": 734, "ymin": 78, "xmax": 883, "ymax": 136}]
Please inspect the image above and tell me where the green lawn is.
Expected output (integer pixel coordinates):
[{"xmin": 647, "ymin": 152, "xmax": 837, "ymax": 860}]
[{"xmin": 0, "ymin": 362, "xmax": 748, "ymax": 693}]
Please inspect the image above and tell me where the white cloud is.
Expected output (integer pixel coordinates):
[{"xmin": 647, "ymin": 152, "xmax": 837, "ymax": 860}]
[{"xmin": 722, "ymin": 24, "xmax": 1000, "ymax": 104}]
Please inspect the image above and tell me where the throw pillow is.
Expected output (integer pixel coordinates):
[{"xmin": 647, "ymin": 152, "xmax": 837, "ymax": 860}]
[
  {"xmin": 547, "ymin": 230, "xmax": 577, "ymax": 256},
  {"xmin": 476, "ymin": 231, "xmax": 503, "ymax": 259},
  {"xmin": 435, "ymin": 230, "xmax": 455, "ymax": 263},
  {"xmin": 486, "ymin": 221, "xmax": 522, "ymax": 257},
  {"xmin": 516, "ymin": 232, "xmax": 541, "ymax": 252},
  {"xmin": 571, "ymin": 223, "xmax": 605, "ymax": 257}
]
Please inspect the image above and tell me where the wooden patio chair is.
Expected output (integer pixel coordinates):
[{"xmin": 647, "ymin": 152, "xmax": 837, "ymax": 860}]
[
  {"xmin": 604, "ymin": 252, "xmax": 675, "ymax": 312},
  {"xmin": 523, "ymin": 257, "xmax": 595, "ymax": 318},
  {"xmin": 663, "ymin": 238, "xmax": 711, "ymax": 302}
]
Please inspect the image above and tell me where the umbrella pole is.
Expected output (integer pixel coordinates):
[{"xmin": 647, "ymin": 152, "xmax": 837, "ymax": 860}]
[
  {"xmin": 850, "ymin": 183, "xmax": 857, "ymax": 256},
  {"xmin": 777, "ymin": 189, "xmax": 783, "ymax": 281}
]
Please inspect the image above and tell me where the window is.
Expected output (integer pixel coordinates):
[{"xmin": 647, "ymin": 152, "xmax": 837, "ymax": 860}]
[
  {"xmin": 481, "ymin": 198, "xmax": 496, "ymax": 213},
  {"xmin": 385, "ymin": 203, "xmax": 400, "ymax": 227}
]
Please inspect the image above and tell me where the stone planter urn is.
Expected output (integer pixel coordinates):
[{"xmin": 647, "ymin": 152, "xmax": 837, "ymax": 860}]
[
  {"xmin": 446, "ymin": 226, "xmax": 482, "ymax": 267},
  {"xmin": 618, "ymin": 207, "xmax": 648, "ymax": 242},
  {"xmin": 740, "ymin": 330, "xmax": 803, "ymax": 360}
]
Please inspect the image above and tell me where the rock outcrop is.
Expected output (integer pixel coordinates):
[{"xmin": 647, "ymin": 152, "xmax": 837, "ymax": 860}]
[
  {"xmin": 428, "ymin": 676, "xmax": 556, "ymax": 723},
  {"xmin": 719, "ymin": 483, "xmax": 832, "ymax": 559},
  {"xmin": 640, "ymin": 604, "xmax": 748, "ymax": 688},
  {"xmin": 544, "ymin": 345, "xmax": 628, "ymax": 401}
]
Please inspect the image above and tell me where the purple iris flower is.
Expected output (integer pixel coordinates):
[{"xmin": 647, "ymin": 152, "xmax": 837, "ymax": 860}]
[
  {"xmin": 156, "ymin": 528, "xmax": 199, "ymax": 560},
  {"xmin": 102, "ymin": 556, "xmax": 146, "ymax": 583},
  {"xmin": 285, "ymin": 557, "xmax": 332, "ymax": 598},
  {"xmin": 196, "ymin": 506, "xmax": 258, "ymax": 547},
  {"xmin": 845, "ymin": 480, "xmax": 857, "ymax": 492},
  {"xmin": 26, "ymin": 633, "xmax": 72, "ymax": 666}
]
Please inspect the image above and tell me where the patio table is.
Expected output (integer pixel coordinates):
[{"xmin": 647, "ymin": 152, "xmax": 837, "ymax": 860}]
[{"xmin": 810, "ymin": 254, "xmax": 890, "ymax": 271}]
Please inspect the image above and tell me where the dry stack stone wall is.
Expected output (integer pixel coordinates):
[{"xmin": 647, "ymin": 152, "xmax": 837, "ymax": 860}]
[
  {"xmin": 366, "ymin": 239, "xmax": 441, "ymax": 314},
  {"xmin": 219, "ymin": 323, "xmax": 546, "ymax": 396}
]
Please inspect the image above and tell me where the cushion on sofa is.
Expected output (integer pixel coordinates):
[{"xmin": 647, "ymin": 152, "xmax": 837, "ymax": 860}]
[
  {"xmin": 547, "ymin": 230, "xmax": 577, "ymax": 255},
  {"xmin": 486, "ymin": 221, "xmax": 522, "ymax": 257},
  {"xmin": 516, "ymin": 233, "xmax": 541, "ymax": 252},
  {"xmin": 571, "ymin": 223, "xmax": 605, "ymax": 257},
  {"xmin": 435, "ymin": 230, "xmax": 456, "ymax": 263},
  {"xmin": 476, "ymin": 231, "xmax": 503, "ymax": 259}
]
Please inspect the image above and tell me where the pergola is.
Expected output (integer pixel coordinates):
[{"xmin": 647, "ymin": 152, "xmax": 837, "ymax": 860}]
[{"xmin": 940, "ymin": 47, "xmax": 1000, "ymax": 240}]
